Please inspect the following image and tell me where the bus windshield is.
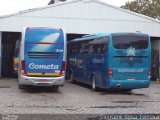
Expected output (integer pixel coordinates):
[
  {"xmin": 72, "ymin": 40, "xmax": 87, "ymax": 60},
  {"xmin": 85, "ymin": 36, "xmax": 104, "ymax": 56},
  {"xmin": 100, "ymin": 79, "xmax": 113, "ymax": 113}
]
[
  {"xmin": 25, "ymin": 28, "xmax": 63, "ymax": 45},
  {"xmin": 112, "ymin": 34, "xmax": 148, "ymax": 49}
]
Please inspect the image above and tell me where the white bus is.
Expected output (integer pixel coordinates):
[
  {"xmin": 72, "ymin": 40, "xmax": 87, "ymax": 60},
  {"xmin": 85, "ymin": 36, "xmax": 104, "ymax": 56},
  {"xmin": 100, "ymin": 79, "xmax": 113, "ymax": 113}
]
[{"xmin": 18, "ymin": 27, "xmax": 66, "ymax": 90}]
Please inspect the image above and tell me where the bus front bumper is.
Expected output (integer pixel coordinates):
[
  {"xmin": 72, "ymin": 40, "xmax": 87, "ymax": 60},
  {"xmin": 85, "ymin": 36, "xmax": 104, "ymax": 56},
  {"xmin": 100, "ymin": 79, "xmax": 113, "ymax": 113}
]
[
  {"xmin": 18, "ymin": 75, "xmax": 65, "ymax": 86},
  {"xmin": 108, "ymin": 79, "xmax": 150, "ymax": 89}
]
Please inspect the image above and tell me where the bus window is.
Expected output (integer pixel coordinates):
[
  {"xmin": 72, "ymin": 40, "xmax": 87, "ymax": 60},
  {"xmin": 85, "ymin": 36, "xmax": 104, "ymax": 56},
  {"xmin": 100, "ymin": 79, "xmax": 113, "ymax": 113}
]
[
  {"xmin": 80, "ymin": 42, "xmax": 88, "ymax": 54},
  {"xmin": 88, "ymin": 37, "xmax": 108, "ymax": 54},
  {"xmin": 112, "ymin": 35, "xmax": 148, "ymax": 49}
]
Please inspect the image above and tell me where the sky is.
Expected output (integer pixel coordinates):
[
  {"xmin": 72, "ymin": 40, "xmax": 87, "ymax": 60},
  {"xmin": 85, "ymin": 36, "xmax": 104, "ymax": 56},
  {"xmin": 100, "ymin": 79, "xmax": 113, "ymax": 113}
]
[{"xmin": 0, "ymin": 0, "xmax": 134, "ymax": 16}]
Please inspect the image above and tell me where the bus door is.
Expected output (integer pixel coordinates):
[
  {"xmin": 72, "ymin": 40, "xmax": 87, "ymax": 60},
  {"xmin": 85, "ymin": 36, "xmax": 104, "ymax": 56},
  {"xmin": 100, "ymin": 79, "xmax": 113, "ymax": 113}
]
[{"xmin": 112, "ymin": 34, "xmax": 150, "ymax": 81}]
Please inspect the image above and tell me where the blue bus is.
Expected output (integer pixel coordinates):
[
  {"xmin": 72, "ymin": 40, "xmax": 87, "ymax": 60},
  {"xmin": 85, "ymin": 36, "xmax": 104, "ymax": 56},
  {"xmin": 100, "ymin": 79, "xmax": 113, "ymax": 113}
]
[
  {"xmin": 18, "ymin": 27, "xmax": 66, "ymax": 90},
  {"xmin": 67, "ymin": 32, "xmax": 151, "ymax": 91}
]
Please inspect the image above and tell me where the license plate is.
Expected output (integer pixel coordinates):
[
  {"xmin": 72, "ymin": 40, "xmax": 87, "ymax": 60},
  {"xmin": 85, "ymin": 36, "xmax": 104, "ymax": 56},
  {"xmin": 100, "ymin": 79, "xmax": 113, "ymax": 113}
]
[
  {"xmin": 38, "ymin": 79, "xmax": 48, "ymax": 83},
  {"xmin": 127, "ymin": 78, "xmax": 135, "ymax": 80}
]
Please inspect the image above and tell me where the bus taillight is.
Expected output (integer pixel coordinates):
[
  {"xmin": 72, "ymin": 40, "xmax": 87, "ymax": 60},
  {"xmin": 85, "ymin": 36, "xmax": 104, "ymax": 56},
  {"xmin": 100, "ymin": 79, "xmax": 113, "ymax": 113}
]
[
  {"xmin": 109, "ymin": 68, "xmax": 113, "ymax": 77},
  {"xmin": 21, "ymin": 60, "xmax": 27, "ymax": 76},
  {"xmin": 60, "ymin": 61, "xmax": 66, "ymax": 76}
]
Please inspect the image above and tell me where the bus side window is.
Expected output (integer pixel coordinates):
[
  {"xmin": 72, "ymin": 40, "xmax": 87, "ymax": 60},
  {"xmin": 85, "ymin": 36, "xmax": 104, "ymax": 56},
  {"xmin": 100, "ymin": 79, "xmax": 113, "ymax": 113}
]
[
  {"xmin": 102, "ymin": 44, "xmax": 107, "ymax": 53},
  {"xmin": 72, "ymin": 42, "xmax": 81, "ymax": 54},
  {"xmin": 88, "ymin": 45, "xmax": 94, "ymax": 54},
  {"xmin": 79, "ymin": 40, "xmax": 90, "ymax": 54},
  {"xmin": 95, "ymin": 37, "xmax": 108, "ymax": 54},
  {"xmin": 80, "ymin": 42, "xmax": 86, "ymax": 54},
  {"xmin": 102, "ymin": 37, "xmax": 108, "ymax": 54},
  {"xmin": 97, "ymin": 45, "xmax": 101, "ymax": 54}
]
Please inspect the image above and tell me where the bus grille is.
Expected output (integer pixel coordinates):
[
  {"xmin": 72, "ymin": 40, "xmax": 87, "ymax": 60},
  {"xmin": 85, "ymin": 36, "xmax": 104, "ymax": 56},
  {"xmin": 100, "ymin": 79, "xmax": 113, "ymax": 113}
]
[{"xmin": 28, "ymin": 52, "xmax": 60, "ymax": 59}]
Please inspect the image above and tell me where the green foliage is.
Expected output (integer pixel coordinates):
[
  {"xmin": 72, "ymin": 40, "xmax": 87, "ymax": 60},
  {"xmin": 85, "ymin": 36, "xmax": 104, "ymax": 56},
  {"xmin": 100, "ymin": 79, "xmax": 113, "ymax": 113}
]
[{"xmin": 121, "ymin": 0, "xmax": 160, "ymax": 20}]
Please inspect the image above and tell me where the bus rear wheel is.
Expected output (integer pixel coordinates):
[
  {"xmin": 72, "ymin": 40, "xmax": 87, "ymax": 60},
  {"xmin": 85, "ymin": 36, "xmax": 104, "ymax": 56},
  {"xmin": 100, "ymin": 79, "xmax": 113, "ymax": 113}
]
[{"xmin": 91, "ymin": 76, "xmax": 96, "ymax": 91}]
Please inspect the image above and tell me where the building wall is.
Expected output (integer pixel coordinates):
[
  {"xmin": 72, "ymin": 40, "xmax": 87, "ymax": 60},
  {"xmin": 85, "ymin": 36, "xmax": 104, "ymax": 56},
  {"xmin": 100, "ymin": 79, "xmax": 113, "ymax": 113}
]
[
  {"xmin": 0, "ymin": 32, "xmax": 1, "ymax": 78},
  {"xmin": 0, "ymin": 0, "xmax": 159, "ymax": 36}
]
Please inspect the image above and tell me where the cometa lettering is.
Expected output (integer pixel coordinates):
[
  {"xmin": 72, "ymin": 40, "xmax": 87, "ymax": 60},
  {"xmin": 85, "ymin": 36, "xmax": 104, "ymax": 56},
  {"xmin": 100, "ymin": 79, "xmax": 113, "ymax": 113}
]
[{"xmin": 29, "ymin": 63, "xmax": 59, "ymax": 70}]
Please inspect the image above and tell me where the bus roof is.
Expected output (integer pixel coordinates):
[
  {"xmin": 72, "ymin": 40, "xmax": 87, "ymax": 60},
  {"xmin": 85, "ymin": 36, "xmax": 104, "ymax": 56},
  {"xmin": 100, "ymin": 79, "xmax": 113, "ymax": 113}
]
[
  {"xmin": 68, "ymin": 32, "xmax": 148, "ymax": 43},
  {"xmin": 24, "ymin": 27, "xmax": 64, "ymax": 31}
]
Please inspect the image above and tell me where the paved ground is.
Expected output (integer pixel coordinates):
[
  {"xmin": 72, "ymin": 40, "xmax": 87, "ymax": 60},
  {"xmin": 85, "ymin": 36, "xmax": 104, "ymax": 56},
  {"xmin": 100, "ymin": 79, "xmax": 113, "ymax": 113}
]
[{"xmin": 0, "ymin": 78, "xmax": 160, "ymax": 119}]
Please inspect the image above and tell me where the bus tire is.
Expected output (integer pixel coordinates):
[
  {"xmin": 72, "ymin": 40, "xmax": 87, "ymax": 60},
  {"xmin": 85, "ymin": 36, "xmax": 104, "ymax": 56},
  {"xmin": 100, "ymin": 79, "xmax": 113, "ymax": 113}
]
[{"xmin": 91, "ymin": 76, "xmax": 97, "ymax": 91}]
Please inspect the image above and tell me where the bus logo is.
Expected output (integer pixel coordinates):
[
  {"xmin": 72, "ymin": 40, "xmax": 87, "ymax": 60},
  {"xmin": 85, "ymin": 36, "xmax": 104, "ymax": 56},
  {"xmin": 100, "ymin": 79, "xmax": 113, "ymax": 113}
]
[
  {"xmin": 29, "ymin": 63, "xmax": 59, "ymax": 70},
  {"xmin": 56, "ymin": 49, "xmax": 64, "ymax": 52},
  {"xmin": 126, "ymin": 47, "xmax": 136, "ymax": 56}
]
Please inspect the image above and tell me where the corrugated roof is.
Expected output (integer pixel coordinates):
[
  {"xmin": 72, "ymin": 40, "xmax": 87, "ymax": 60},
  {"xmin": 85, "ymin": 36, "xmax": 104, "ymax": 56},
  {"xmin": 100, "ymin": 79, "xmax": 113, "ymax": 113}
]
[
  {"xmin": 0, "ymin": 0, "xmax": 159, "ymax": 24},
  {"xmin": 95, "ymin": 0, "xmax": 160, "ymax": 23}
]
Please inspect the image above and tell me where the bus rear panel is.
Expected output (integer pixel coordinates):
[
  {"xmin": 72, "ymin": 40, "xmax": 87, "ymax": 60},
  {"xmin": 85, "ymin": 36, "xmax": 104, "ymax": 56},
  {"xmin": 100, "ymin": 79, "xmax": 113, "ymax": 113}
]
[
  {"xmin": 108, "ymin": 33, "xmax": 151, "ymax": 89},
  {"xmin": 18, "ymin": 27, "xmax": 66, "ymax": 88}
]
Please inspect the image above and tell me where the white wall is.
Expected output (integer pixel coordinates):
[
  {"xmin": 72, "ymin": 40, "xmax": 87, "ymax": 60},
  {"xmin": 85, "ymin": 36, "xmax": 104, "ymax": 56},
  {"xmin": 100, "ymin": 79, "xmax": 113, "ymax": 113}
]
[
  {"xmin": 0, "ymin": 32, "xmax": 2, "ymax": 78},
  {"xmin": 0, "ymin": 0, "xmax": 159, "ymax": 36}
]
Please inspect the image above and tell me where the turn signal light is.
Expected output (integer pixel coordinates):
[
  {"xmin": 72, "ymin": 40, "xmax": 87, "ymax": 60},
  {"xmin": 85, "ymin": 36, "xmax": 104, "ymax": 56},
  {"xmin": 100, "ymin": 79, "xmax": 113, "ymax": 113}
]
[
  {"xmin": 60, "ymin": 61, "xmax": 66, "ymax": 76},
  {"xmin": 109, "ymin": 68, "xmax": 113, "ymax": 77}
]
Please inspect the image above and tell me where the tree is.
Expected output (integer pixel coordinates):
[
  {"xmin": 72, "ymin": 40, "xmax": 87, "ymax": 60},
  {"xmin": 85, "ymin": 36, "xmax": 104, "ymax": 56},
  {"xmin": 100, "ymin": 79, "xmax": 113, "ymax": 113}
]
[
  {"xmin": 48, "ymin": 0, "xmax": 67, "ymax": 5},
  {"xmin": 121, "ymin": 0, "xmax": 160, "ymax": 20}
]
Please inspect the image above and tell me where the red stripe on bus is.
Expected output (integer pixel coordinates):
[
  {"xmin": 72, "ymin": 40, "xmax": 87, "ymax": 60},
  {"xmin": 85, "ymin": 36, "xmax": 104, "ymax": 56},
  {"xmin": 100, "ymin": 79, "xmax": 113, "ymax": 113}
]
[{"xmin": 32, "ymin": 42, "xmax": 55, "ymax": 44}]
